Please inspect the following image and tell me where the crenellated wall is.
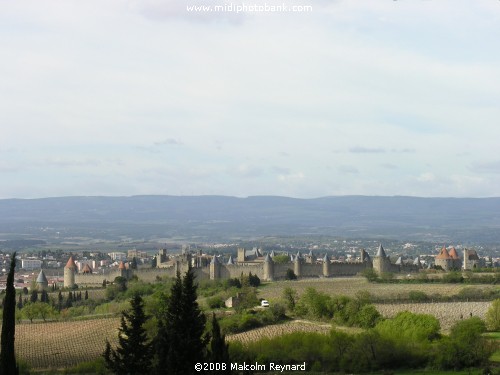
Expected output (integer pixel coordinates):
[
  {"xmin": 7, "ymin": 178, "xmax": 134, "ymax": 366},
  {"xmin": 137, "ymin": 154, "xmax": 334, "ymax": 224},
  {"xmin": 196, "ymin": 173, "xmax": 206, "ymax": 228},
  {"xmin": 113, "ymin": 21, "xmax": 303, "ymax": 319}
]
[{"xmin": 69, "ymin": 250, "xmax": 417, "ymax": 287}]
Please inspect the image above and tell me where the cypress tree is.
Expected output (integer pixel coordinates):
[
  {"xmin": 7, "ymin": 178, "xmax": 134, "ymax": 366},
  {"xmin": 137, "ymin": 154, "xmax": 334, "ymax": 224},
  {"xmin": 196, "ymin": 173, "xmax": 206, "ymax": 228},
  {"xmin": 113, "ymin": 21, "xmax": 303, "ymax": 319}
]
[
  {"xmin": 30, "ymin": 290, "xmax": 38, "ymax": 303},
  {"xmin": 0, "ymin": 252, "xmax": 19, "ymax": 374},
  {"xmin": 131, "ymin": 257, "xmax": 138, "ymax": 270},
  {"xmin": 57, "ymin": 291, "xmax": 63, "ymax": 311},
  {"xmin": 208, "ymin": 313, "xmax": 231, "ymax": 375},
  {"xmin": 103, "ymin": 294, "xmax": 152, "ymax": 374},
  {"xmin": 155, "ymin": 267, "xmax": 207, "ymax": 375}
]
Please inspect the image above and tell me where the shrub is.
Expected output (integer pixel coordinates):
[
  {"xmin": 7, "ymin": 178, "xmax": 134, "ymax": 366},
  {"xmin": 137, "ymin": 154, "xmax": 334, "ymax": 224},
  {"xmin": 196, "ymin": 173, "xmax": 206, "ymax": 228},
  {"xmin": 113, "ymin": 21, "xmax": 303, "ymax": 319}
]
[
  {"xmin": 487, "ymin": 298, "xmax": 500, "ymax": 331},
  {"xmin": 360, "ymin": 268, "xmax": 378, "ymax": 282},
  {"xmin": 207, "ymin": 296, "xmax": 225, "ymax": 309},
  {"xmin": 408, "ymin": 290, "xmax": 429, "ymax": 302},
  {"xmin": 272, "ymin": 255, "xmax": 290, "ymax": 264}
]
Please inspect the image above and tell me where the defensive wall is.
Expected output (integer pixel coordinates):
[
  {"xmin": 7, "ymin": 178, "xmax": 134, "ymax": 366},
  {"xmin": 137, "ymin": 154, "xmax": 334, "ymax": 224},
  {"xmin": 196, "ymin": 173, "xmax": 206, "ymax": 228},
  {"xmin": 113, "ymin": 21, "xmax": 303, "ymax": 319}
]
[{"xmin": 65, "ymin": 244, "xmax": 421, "ymax": 288}]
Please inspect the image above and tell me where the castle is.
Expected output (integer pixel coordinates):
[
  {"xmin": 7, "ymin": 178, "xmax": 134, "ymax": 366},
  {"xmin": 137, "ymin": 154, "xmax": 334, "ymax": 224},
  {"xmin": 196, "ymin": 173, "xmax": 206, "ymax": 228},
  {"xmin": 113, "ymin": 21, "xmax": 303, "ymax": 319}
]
[
  {"xmin": 434, "ymin": 245, "xmax": 481, "ymax": 271},
  {"xmin": 59, "ymin": 244, "xmax": 484, "ymax": 289},
  {"xmin": 62, "ymin": 244, "xmax": 424, "ymax": 288}
]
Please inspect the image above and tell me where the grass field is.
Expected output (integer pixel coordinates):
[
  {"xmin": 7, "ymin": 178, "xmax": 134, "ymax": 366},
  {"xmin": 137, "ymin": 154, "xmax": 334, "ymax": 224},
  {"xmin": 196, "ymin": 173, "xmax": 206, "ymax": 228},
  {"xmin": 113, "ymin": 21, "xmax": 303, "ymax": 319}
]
[
  {"xmin": 6, "ymin": 317, "xmax": 120, "ymax": 370},
  {"xmin": 259, "ymin": 277, "xmax": 499, "ymax": 301},
  {"xmin": 375, "ymin": 301, "xmax": 491, "ymax": 331}
]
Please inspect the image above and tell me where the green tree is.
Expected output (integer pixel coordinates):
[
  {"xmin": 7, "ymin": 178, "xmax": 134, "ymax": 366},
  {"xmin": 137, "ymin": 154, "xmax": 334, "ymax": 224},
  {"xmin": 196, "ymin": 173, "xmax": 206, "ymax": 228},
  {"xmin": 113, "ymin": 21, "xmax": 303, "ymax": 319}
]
[
  {"xmin": 486, "ymin": 298, "xmax": 500, "ymax": 330},
  {"xmin": 1, "ymin": 252, "xmax": 19, "ymax": 375},
  {"xmin": 434, "ymin": 317, "xmax": 493, "ymax": 369},
  {"xmin": 103, "ymin": 294, "xmax": 152, "ymax": 374},
  {"xmin": 282, "ymin": 287, "xmax": 298, "ymax": 311},
  {"xmin": 360, "ymin": 268, "xmax": 379, "ymax": 282},
  {"xmin": 208, "ymin": 314, "xmax": 230, "ymax": 374},
  {"xmin": 21, "ymin": 303, "xmax": 38, "ymax": 323},
  {"xmin": 272, "ymin": 254, "xmax": 289, "ymax": 264},
  {"xmin": 285, "ymin": 268, "xmax": 297, "ymax": 280},
  {"xmin": 130, "ymin": 257, "xmax": 138, "ymax": 270},
  {"xmin": 29, "ymin": 290, "xmax": 38, "ymax": 303},
  {"xmin": 154, "ymin": 267, "xmax": 208, "ymax": 375}
]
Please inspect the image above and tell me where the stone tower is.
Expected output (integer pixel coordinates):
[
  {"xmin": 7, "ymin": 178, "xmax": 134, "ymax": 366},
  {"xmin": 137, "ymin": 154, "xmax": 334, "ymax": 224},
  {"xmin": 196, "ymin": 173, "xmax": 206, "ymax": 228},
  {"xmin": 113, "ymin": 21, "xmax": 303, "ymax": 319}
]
[
  {"xmin": 322, "ymin": 253, "xmax": 331, "ymax": 277},
  {"xmin": 36, "ymin": 269, "xmax": 49, "ymax": 291},
  {"xmin": 372, "ymin": 244, "xmax": 391, "ymax": 275},
  {"xmin": 294, "ymin": 251, "xmax": 302, "ymax": 278},
  {"xmin": 435, "ymin": 246, "xmax": 453, "ymax": 271},
  {"xmin": 210, "ymin": 255, "xmax": 220, "ymax": 280},
  {"xmin": 263, "ymin": 253, "xmax": 274, "ymax": 281},
  {"xmin": 237, "ymin": 248, "xmax": 246, "ymax": 263},
  {"xmin": 118, "ymin": 261, "xmax": 127, "ymax": 278},
  {"xmin": 64, "ymin": 256, "xmax": 77, "ymax": 289}
]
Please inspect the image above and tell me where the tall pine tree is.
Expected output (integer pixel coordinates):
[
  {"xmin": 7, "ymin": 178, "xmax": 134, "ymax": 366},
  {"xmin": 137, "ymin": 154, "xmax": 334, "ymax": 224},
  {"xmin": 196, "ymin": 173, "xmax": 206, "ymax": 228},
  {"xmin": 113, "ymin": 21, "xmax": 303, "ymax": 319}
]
[
  {"xmin": 208, "ymin": 313, "xmax": 231, "ymax": 375},
  {"xmin": 155, "ymin": 267, "xmax": 208, "ymax": 375},
  {"xmin": 103, "ymin": 294, "xmax": 152, "ymax": 374},
  {"xmin": 1, "ymin": 252, "xmax": 19, "ymax": 375}
]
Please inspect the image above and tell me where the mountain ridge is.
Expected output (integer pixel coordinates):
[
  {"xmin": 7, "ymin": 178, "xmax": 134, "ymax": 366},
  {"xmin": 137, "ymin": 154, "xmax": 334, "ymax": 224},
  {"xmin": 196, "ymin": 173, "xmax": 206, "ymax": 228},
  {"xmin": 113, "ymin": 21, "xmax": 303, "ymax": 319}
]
[{"xmin": 0, "ymin": 195, "xmax": 499, "ymax": 243}]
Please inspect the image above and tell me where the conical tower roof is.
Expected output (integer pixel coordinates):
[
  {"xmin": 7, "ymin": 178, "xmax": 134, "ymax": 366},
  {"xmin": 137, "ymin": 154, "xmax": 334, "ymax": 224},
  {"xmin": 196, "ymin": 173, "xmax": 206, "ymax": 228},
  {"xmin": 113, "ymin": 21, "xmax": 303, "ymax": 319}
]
[
  {"xmin": 227, "ymin": 255, "xmax": 234, "ymax": 265},
  {"xmin": 210, "ymin": 255, "xmax": 219, "ymax": 265},
  {"xmin": 448, "ymin": 247, "xmax": 460, "ymax": 259},
  {"xmin": 65, "ymin": 256, "xmax": 77, "ymax": 270},
  {"xmin": 436, "ymin": 246, "xmax": 452, "ymax": 260},
  {"xmin": 118, "ymin": 261, "xmax": 126, "ymax": 269},
  {"xmin": 375, "ymin": 244, "xmax": 387, "ymax": 258},
  {"xmin": 395, "ymin": 256, "xmax": 402, "ymax": 265},
  {"xmin": 323, "ymin": 253, "xmax": 329, "ymax": 262},
  {"xmin": 36, "ymin": 269, "xmax": 48, "ymax": 284},
  {"xmin": 82, "ymin": 263, "xmax": 93, "ymax": 274},
  {"xmin": 264, "ymin": 253, "xmax": 272, "ymax": 262}
]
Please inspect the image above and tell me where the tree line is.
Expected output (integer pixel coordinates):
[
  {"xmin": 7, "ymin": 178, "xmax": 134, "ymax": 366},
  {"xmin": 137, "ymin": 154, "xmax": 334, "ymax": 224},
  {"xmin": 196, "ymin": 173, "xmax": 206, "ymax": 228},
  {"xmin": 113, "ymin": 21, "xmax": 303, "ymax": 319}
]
[{"xmin": 104, "ymin": 267, "xmax": 231, "ymax": 375}]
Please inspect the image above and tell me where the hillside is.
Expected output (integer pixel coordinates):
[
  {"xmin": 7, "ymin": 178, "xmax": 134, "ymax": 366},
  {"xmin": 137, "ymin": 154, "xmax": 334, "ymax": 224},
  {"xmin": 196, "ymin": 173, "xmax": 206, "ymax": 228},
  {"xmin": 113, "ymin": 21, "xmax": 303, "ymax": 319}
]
[{"xmin": 0, "ymin": 195, "xmax": 499, "ymax": 244}]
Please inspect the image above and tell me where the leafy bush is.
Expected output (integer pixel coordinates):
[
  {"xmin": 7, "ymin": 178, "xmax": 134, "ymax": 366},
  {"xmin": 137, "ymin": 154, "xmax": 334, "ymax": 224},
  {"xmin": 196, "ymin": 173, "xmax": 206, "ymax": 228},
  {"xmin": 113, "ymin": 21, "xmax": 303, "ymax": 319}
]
[
  {"xmin": 360, "ymin": 268, "xmax": 379, "ymax": 282},
  {"xmin": 207, "ymin": 296, "xmax": 225, "ymax": 309},
  {"xmin": 487, "ymin": 298, "xmax": 500, "ymax": 330},
  {"xmin": 63, "ymin": 358, "xmax": 107, "ymax": 374},
  {"xmin": 272, "ymin": 254, "xmax": 290, "ymax": 264},
  {"xmin": 408, "ymin": 290, "xmax": 429, "ymax": 302}
]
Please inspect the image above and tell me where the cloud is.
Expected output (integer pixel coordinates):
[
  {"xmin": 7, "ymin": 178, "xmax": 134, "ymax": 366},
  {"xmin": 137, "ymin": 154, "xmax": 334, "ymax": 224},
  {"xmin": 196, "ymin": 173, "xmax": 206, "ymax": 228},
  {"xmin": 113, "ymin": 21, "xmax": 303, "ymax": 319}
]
[
  {"xmin": 272, "ymin": 166, "xmax": 291, "ymax": 174},
  {"xmin": 338, "ymin": 165, "xmax": 359, "ymax": 174},
  {"xmin": 227, "ymin": 164, "xmax": 264, "ymax": 178},
  {"xmin": 154, "ymin": 138, "xmax": 183, "ymax": 146},
  {"xmin": 381, "ymin": 163, "xmax": 398, "ymax": 170},
  {"xmin": 469, "ymin": 161, "xmax": 500, "ymax": 174},
  {"xmin": 416, "ymin": 172, "xmax": 436, "ymax": 183},
  {"xmin": 278, "ymin": 172, "xmax": 304, "ymax": 182},
  {"xmin": 391, "ymin": 148, "xmax": 416, "ymax": 153},
  {"xmin": 349, "ymin": 147, "xmax": 386, "ymax": 154}
]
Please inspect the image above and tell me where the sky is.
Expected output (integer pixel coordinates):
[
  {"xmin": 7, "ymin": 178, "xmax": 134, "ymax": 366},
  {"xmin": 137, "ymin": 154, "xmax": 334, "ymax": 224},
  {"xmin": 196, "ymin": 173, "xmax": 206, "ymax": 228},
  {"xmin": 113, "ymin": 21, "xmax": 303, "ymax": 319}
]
[{"xmin": 1, "ymin": 0, "xmax": 499, "ymax": 199}]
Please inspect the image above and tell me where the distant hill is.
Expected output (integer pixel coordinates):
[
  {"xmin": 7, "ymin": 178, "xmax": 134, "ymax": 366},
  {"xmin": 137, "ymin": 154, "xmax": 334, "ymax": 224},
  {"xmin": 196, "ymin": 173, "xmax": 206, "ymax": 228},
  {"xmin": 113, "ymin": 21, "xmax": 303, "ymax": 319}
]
[{"xmin": 0, "ymin": 195, "xmax": 499, "ymax": 244}]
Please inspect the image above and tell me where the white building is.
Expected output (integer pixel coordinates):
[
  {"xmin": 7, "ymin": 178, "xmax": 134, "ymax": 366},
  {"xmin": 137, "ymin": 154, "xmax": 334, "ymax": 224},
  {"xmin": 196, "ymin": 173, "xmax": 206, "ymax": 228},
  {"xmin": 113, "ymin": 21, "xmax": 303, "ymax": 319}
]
[
  {"xmin": 108, "ymin": 252, "xmax": 127, "ymax": 261},
  {"xmin": 21, "ymin": 259, "xmax": 42, "ymax": 270}
]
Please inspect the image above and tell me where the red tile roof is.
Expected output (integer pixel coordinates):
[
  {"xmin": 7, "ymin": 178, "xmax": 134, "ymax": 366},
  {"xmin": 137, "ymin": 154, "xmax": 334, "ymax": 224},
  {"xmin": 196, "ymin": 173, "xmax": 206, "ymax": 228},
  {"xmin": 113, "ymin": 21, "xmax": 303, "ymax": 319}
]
[
  {"xmin": 436, "ymin": 246, "xmax": 452, "ymax": 260},
  {"xmin": 65, "ymin": 256, "xmax": 77, "ymax": 269},
  {"xmin": 448, "ymin": 247, "xmax": 460, "ymax": 259}
]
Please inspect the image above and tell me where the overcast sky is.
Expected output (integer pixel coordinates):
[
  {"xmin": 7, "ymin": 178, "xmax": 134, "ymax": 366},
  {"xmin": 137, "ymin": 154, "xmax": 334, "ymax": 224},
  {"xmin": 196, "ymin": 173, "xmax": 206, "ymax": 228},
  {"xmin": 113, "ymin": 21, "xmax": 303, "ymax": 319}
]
[{"xmin": 1, "ymin": 0, "xmax": 499, "ymax": 199}]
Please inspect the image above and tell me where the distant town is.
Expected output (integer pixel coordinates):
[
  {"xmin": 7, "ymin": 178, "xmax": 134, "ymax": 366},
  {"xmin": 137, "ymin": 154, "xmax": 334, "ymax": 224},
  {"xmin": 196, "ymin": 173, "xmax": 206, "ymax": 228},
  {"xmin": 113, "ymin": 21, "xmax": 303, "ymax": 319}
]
[{"xmin": 1, "ymin": 241, "xmax": 498, "ymax": 290}]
